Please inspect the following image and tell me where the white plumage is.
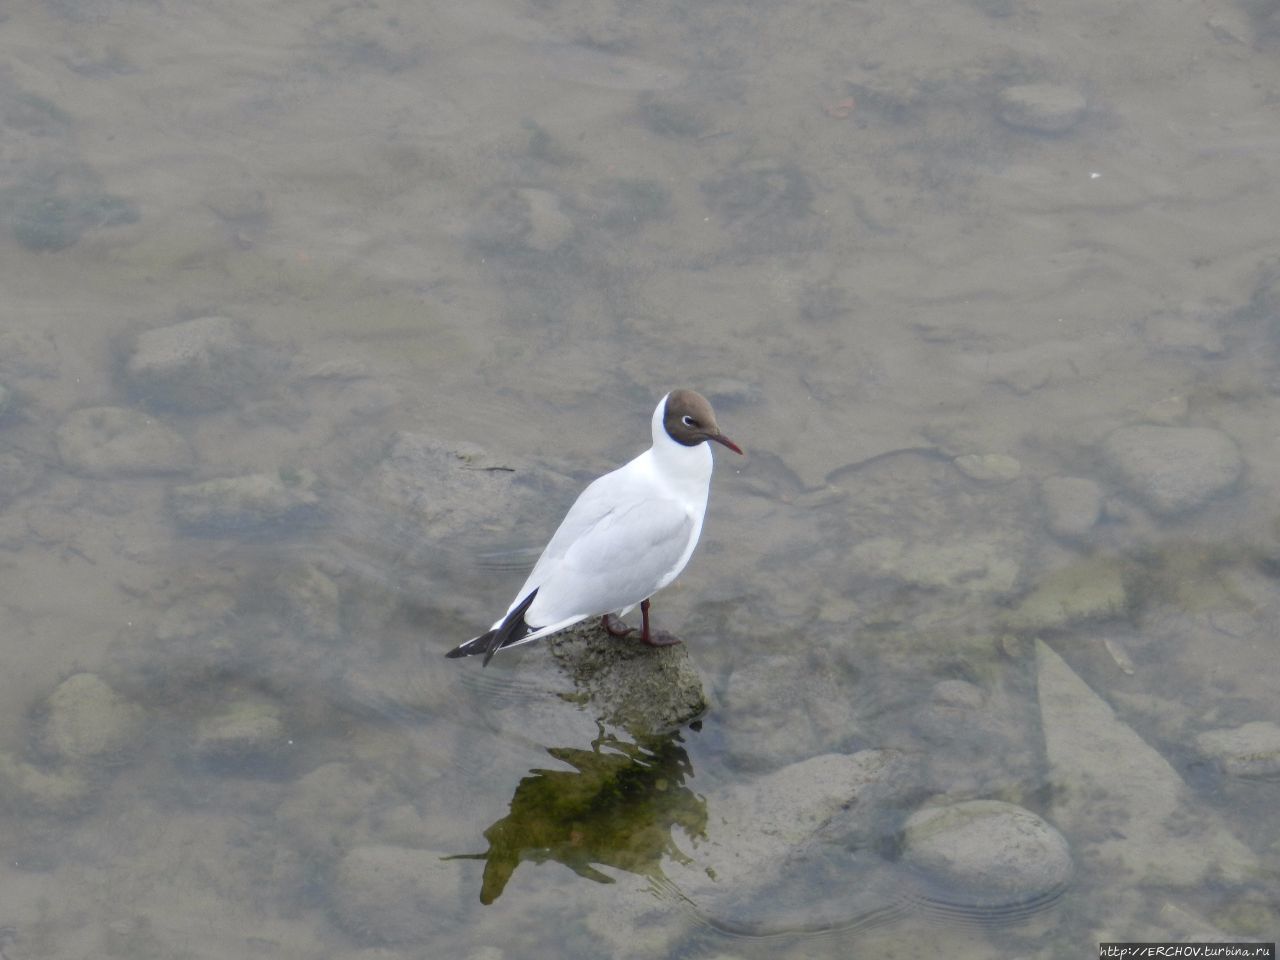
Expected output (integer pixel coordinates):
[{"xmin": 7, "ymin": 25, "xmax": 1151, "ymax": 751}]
[{"xmin": 446, "ymin": 389, "xmax": 741, "ymax": 665}]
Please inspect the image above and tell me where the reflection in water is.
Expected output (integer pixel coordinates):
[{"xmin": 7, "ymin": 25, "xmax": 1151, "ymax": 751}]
[{"xmin": 450, "ymin": 729, "xmax": 705, "ymax": 904}]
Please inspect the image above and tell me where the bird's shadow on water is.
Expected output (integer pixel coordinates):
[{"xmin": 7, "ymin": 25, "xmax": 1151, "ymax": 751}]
[{"xmin": 443, "ymin": 726, "xmax": 706, "ymax": 905}]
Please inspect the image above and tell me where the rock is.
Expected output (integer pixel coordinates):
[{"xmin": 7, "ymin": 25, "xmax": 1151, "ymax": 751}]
[
  {"xmin": 330, "ymin": 844, "xmax": 473, "ymax": 943},
  {"xmin": 0, "ymin": 752, "xmax": 96, "ymax": 815},
  {"xmin": 1007, "ymin": 556, "xmax": 1128, "ymax": 632},
  {"xmin": 12, "ymin": 192, "xmax": 138, "ymax": 251},
  {"xmin": 0, "ymin": 451, "xmax": 42, "ymax": 506},
  {"xmin": 953, "ymin": 453, "xmax": 1022, "ymax": 483},
  {"xmin": 194, "ymin": 700, "xmax": 286, "ymax": 765},
  {"xmin": 849, "ymin": 535, "xmax": 1021, "ymax": 598},
  {"xmin": 365, "ymin": 433, "xmax": 563, "ymax": 558},
  {"xmin": 1195, "ymin": 721, "xmax": 1280, "ymax": 779},
  {"xmin": 470, "ymin": 188, "xmax": 574, "ymax": 254},
  {"xmin": 1036, "ymin": 640, "xmax": 1261, "ymax": 886},
  {"xmin": 662, "ymin": 750, "xmax": 918, "ymax": 931},
  {"xmin": 1041, "ymin": 476, "xmax": 1102, "ymax": 539},
  {"xmin": 546, "ymin": 621, "xmax": 706, "ymax": 737},
  {"xmin": 910, "ymin": 673, "xmax": 1042, "ymax": 799},
  {"xmin": 274, "ymin": 562, "xmax": 343, "ymax": 642},
  {"xmin": 170, "ymin": 471, "xmax": 322, "ymax": 535},
  {"xmin": 721, "ymin": 652, "xmax": 860, "ymax": 771},
  {"xmin": 996, "ymin": 83, "xmax": 1087, "ymax": 134},
  {"xmin": 901, "ymin": 799, "xmax": 1072, "ymax": 908},
  {"xmin": 124, "ymin": 315, "xmax": 254, "ymax": 413},
  {"xmin": 930, "ymin": 679, "xmax": 986, "ymax": 709},
  {"xmin": 56, "ymin": 406, "xmax": 194, "ymax": 477},
  {"xmin": 1102, "ymin": 425, "xmax": 1243, "ymax": 516},
  {"xmin": 1143, "ymin": 309, "xmax": 1226, "ymax": 357},
  {"xmin": 43, "ymin": 673, "xmax": 144, "ymax": 763},
  {"xmin": 278, "ymin": 762, "xmax": 387, "ymax": 857}
]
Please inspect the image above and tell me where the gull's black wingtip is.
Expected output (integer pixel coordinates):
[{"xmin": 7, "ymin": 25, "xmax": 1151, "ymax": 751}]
[
  {"xmin": 444, "ymin": 628, "xmax": 495, "ymax": 659},
  {"xmin": 447, "ymin": 588, "xmax": 539, "ymax": 667}
]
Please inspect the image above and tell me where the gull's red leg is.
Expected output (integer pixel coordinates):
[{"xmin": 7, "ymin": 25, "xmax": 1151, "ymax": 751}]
[
  {"xmin": 637, "ymin": 597, "xmax": 682, "ymax": 648},
  {"xmin": 601, "ymin": 614, "xmax": 634, "ymax": 638}
]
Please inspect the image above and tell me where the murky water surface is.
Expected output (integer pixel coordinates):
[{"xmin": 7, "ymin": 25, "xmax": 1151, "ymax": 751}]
[{"xmin": 2, "ymin": 0, "xmax": 1279, "ymax": 956}]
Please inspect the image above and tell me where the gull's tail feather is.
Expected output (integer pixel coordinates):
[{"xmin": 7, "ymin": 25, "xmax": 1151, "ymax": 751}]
[{"xmin": 445, "ymin": 589, "xmax": 539, "ymax": 667}]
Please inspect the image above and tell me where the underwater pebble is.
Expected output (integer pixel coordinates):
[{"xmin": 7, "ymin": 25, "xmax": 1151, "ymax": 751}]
[
  {"xmin": 471, "ymin": 187, "xmax": 574, "ymax": 254},
  {"xmin": 125, "ymin": 315, "xmax": 255, "ymax": 412},
  {"xmin": 368, "ymin": 433, "xmax": 560, "ymax": 554},
  {"xmin": 661, "ymin": 750, "xmax": 919, "ymax": 931},
  {"xmin": 518, "ymin": 188, "xmax": 575, "ymax": 251},
  {"xmin": 0, "ymin": 451, "xmax": 43, "ymax": 506},
  {"xmin": 43, "ymin": 673, "xmax": 144, "ymax": 763},
  {"xmin": 996, "ymin": 83, "xmax": 1087, "ymax": 134},
  {"xmin": 0, "ymin": 752, "xmax": 96, "ymax": 815},
  {"xmin": 931, "ymin": 679, "xmax": 985, "ymax": 710},
  {"xmin": 722, "ymin": 652, "xmax": 859, "ymax": 771},
  {"xmin": 274, "ymin": 562, "xmax": 343, "ymax": 642},
  {"xmin": 1007, "ymin": 557, "xmax": 1128, "ymax": 632},
  {"xmin": 330, "ymin": 844, "xmax": 470, "ymax": 943},
  {"xmin": 848, "ymin": 534, "xmax": 1021, "ymax": 598},
  {"xmin": 1041, "ymin": 476, "xmax": 1102, "ymax": 539},
  {"xmin": 1102, "ymin": 425, "xmax": 1242, "ymax": 516},
  {"xmin": 954, "ymin": 453, "xmax": 1022, "ymax": 483},
  {"xmin": 1195, "ymin": 721, "xmax": 1280, "ymax": 779},
  {"xmin": 194, "ymin": 700, "xmax": 285, "ymax": 762},
  {"xmin": 56, "ymin": 406, "xmax": 194, "ymax": 478},
  {"xmin": 170, "ymin": 471, "xmax": 322, "ymax": 535},
  {"xmin": 901, "ymin": 799, "xmax": 1072, "ymax": 907},
  {"xmin": 277, "ymin": 762, "xmax": 384, "ymax": 856}
]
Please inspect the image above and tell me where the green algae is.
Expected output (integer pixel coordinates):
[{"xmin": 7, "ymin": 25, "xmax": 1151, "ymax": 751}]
[
  {"xmin": 449, "ymin": 731, "xmax": 706, "ymax": 905},
  {"xmin": 1005, "ymin": 556, "xmax": 1130, "ymax": 633}
]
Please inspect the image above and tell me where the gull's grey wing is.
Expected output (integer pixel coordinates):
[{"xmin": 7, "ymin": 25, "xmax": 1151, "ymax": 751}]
[{"xmin": 525, "ymin": 495, "xmax": 696, "ymax": 626}]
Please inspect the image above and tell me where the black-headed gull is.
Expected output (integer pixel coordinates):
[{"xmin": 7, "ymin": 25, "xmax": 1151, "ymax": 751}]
[{"xmin": 446, "ymin": 389, "xmax": 742, "ymax": 666}]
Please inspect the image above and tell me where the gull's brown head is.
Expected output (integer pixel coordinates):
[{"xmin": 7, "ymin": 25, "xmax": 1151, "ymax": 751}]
[{"xmin": 663, "ymin": 389, "xmax": 743, "ymax": 455}]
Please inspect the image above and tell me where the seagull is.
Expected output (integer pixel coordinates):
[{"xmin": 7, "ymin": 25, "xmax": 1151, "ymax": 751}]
[{"xmin": 446, "ymin": 389, "xmax": 742, "ymax": 666}]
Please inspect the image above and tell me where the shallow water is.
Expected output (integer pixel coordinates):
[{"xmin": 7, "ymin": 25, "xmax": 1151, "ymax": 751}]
[{"xmin": 2, "ymin": 0, "xmax": 1279, "ymax": 956}]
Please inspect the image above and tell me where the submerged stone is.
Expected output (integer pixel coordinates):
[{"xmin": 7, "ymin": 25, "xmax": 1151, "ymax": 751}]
[
  {"xmin": 1195, "ymin": 721, "xmax": 1280, "ymax": 779},
  {"xmin": 43, "ymin": 672, "xmax": 144, "ymax": 763},
  {"xmin": 996, "ymin": 83, "xmax": 1087, "ymax": 134},
  {"xmin": 661, "ymin": 749, "xmax": 918, "ymax": 932},
  {"xmin": 1102, "ymin": 425, "xmax": 1243, "ymax": 516},
  {"xmin": 1041, "ymin": 476, "xmax": 1102, "ymax": 540},
  {"xmin": 0, "ymin": 752, "xmax": 96, "ymax": 815},
  {"xmin": 194, "ymin": 700, "xmax": 286, "ymax": 765},
  {"xmin": 56, "ymin": 406, "xmax": 194, "ymax": 477},
  {"xmin": 954, "ymin": 453, "xmax": 1022, "ymax": 483},
  {"xmin": 1006, "ymin": 556, "xmax": 1128, "ymax": 632},
  {"xmin": 125, "ymin": 315, "xmax": 255, "ymax": 413},
  {"xmin": 901, "ymin": 799, "xmax": 1072, "ymax": 909},
  {"xmin": 170, "ymin": 471, "xmax": 322, "ymax": 535}
]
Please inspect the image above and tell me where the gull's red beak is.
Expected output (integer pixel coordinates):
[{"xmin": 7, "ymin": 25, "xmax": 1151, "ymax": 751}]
[{"xmin": 711, "ymin": 433, "xmax": 744, "ymax": 455}]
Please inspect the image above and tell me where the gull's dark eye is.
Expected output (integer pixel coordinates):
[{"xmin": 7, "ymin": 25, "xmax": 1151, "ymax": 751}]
[{"xmin": 681, "ymin": 415, "xmax": 698, "ymax": 428}]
